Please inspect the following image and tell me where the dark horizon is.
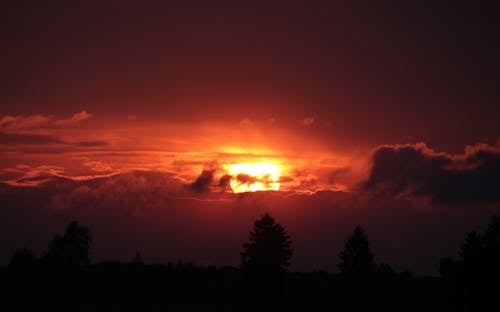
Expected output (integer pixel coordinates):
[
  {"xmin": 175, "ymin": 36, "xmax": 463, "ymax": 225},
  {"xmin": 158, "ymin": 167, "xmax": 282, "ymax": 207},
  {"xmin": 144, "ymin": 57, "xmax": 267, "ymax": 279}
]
[{"xmin": 4, "ymin": 213, "xmax": 500, "ymax": 311}]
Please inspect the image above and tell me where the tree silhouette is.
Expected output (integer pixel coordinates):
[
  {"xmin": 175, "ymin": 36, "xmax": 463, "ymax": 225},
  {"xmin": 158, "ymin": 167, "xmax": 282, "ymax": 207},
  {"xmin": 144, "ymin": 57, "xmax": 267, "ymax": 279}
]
[
  {"xmin": 440, "ymin": 215, "xmax": 500, "ymax": 310},
  {"xmin": 133, "ymin": 251, "xmax": 144, "ymax": 264},
  {"xmin": 460, "ymin": 230, "xmax": 483, "ymax": 268},
  {"xmin": 9, "ymin": 248, "xmax": 37, "ymax": 269},
  {"xmin": 459, "ymin": 215, "xmax": 500, "ymax": 280},
  {"xmin": 240, "ymin": 213, "xmax": 293, "ymax": 273},
  {"xmin": 483, "ymin": 215, "xmax": 500, "ymax": 269},
  {"xmin": 43, "ymin": 221, "xmax": 92, "ymax": 268},
  {"xmin": 338, "ymin": 225, "xmax": 376, "ymax": 276}
]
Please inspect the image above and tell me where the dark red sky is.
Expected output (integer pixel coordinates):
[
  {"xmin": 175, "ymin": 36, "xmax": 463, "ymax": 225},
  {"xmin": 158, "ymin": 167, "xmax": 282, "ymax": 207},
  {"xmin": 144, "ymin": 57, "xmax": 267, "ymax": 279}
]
[
  {"xmin": 3, "ymin": 1, "xmax": 500, "ymax": 150},
  {"xmin": 1, "ymin": 1, "xmax": 500, "ymax": 273}
]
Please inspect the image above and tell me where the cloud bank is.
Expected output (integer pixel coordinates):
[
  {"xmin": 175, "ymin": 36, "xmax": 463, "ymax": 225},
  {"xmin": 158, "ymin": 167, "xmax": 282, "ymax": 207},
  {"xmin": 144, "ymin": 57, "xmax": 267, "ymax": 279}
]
[
  {"xmin": 0, "ymin": 111, "xmax": 92, "ymax": 131},
  {"xmin": 364, "ymin": 142, "xmax": 500, "ymax": 205}
]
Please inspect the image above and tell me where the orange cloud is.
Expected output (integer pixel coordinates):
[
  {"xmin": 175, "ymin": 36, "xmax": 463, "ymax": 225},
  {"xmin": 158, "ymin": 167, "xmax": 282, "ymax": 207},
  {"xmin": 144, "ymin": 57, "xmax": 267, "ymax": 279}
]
[
  {"xmin": 239, "ymin": 118, "xmax": 254, "ymax": 127},
  {"xmin": 53, "ymin": 110, "xmax": 92, "ymax": 127},
  {"xmin": 0, "ymin": 111, "xmax": 92, "ymax": 131},
  {"xmin": 0, "ymin": 114, "xmax": 51, "ymax": 130}
]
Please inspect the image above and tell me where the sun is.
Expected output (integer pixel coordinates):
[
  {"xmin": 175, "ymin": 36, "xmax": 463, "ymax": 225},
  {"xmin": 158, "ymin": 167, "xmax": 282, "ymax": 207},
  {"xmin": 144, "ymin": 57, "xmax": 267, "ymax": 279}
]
[{"xmin": 223, "ymin": 163, "xmax": 281, "ymax": 193}]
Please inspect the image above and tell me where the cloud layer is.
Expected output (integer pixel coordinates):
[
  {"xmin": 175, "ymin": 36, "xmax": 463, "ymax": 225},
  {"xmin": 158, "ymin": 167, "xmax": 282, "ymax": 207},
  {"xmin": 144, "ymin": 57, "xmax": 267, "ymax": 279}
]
[
  {"xmin": 364, "ymin": 142, "xmax": 500, "ymax": 205},
  {"xmin": 0, "ymin": 111, "xmax": 92, "ymax": 131}
]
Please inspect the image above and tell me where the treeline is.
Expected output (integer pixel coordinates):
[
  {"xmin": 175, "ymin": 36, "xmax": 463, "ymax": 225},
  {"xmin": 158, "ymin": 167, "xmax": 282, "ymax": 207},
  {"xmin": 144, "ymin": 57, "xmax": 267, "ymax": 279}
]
[{"xmin": 3, "ymin": 214, "xmax": 500, "ymax": 311}]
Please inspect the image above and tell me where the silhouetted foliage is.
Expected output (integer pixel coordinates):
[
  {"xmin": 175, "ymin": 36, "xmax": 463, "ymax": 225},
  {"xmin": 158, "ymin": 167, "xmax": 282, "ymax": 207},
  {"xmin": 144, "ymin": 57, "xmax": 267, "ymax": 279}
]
[
  {"xmin": 439, "ymin": 257, "xmax": 460, "ymax": 279},
  {"xmin": 483, "ymin": 215, "xmax": 500, "ymax": 270},
  {"xmin": 43, "ymin": 221, "xmax": 92, "ymax": 268},
  {"xmin": 133, "ymin": 251, "xmax": 143, "ymax": 264},
  {"xmin": 240, "ymin": 213, "xmax": 293, "ymax": 273},
  {"xmin": 338, "ymin": 226, "xmax": 376, "ymax": 276},
  {"xmin": 2, "ymin": 217, "xmax": 478, "ymax": 311},
  {"xmin": 440, "ymin": 215, "xmax": 500, "ymax": 310},
  {"xmin": 377, "ymin": 262, "xmax": 395, "ymax": 277},
  {"xmin": 458, "ymin": 215, "xmax": 500, "ymax": 280},
  {"xmin": 9, "ymin": 248, "xmax": 37, "ymax": 269},
  {"xmin": 461, "ymin": 230, "xmax": 482, "ymax": 259}
]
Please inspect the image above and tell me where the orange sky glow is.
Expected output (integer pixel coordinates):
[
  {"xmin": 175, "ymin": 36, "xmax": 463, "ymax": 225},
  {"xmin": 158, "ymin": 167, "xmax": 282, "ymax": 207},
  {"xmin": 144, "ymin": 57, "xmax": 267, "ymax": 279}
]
[{"xmin": 0, "ymin": 111, "xmax": 368, "ymax": 192}]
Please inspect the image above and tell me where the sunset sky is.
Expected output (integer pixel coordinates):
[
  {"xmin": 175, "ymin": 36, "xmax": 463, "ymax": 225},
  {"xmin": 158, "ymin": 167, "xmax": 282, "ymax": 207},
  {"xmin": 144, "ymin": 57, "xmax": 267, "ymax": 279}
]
[{"xmin": 1, "ymin": 1, "xmax": 500, "ymax": 273}]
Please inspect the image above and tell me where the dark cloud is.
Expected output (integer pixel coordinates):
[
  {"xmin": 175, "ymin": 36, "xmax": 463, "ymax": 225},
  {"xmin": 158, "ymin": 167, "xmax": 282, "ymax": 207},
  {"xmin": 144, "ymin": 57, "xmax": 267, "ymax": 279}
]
[
  {"xmin": 236, "ymin": 174, "xmax": 257, "ymax": 184},
  {"xmin": 0, "ymin": 133, "xmax": 64, "ymax": 145},
  {"xmin": 327, "ymin": 167, "xmax": 350, "ymax": 185},
  {"xmin": 364, "ymin": 143, "xmax": 500, "ymax": 205},
  {"xmin": 189, "ymin": 170, "xmax": 214, "ymax": 193},
  {"xmin": 0, "ymin": 132, "xmax": 109, "ymax": 149},
  {"xmin": 17, "ymin": 173, "xmax": 58, "ymax": 183},
  {"xmin": 0, "ymin": 170, "xmax": 23, "ymax": 182},
  {"xmin": 218, "ymin": 174, "xmax": 232, "ymax": 189},
  {"xmin": 279, "ymin": 176, "xmax": 295, "ymax": 183}
]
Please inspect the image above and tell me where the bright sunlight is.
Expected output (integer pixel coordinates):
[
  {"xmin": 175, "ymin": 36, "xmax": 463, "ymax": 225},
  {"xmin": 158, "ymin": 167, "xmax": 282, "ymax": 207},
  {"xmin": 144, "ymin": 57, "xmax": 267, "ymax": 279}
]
[{"xmin": 223, "ymin": 163, "xmax": 281, "ymax": 193}]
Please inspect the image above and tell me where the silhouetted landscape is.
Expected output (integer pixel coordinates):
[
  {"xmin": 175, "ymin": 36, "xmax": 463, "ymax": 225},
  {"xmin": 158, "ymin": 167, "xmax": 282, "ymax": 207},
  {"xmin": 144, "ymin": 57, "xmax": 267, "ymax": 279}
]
[
  {"xmin": 3, "ymin": 214, "xmax": 499, "ymax": 311},
  {"xmin": 3, "ymin": 1, "xmax": 500, "ymax": 311}
]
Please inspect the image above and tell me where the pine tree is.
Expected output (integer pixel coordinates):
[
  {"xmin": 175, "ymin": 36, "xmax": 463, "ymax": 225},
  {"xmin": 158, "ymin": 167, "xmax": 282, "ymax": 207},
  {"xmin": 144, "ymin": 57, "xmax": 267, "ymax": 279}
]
[
  {"xmin": 241, "ymin": 213, "xmax": 293, "ymax": 273},
  {"xmin": 338, "ymin": 226, "xmax": 376, "ymax": 275}
]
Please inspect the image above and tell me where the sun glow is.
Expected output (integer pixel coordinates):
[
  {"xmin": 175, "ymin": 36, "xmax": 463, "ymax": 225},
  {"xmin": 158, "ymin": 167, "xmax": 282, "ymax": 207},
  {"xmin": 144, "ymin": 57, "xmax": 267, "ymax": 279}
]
[{"xmin": 223, "ymin": 163, "xmax": 281, "ymax": 193}]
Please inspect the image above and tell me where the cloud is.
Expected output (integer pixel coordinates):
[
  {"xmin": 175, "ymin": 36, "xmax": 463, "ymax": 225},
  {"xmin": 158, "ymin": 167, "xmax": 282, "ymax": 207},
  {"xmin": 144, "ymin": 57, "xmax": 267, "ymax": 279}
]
[
  {"xmin": 45, "ymin": 170, "xmax": 185, "ymax": 211},
  {"xmin": 218, "ymin": 174, "xmax": 232, "ymax": 189},
  {"xmin": 0, "ymin": 111, "xmax": 92, "ymax": 131},
  {"xmin": 0, "ymin": 133, "xmax": 64, "ymax": 145},
  {"xmin": 74, "ymin": 140, "xmax": 109, "ymax": 147},
  {"xmin": 363, "ymin": 142, "xmax": 500, "ymax": 205},
  {"xmin": 189, "ymin": 169, "xmax": 215, "ymax": 193},
  {"xmin": 0, "ymin": 169, "xmax": 24, "ymax": 182},
  {"xmin": 0, "ymin": 114, "xmax": 50, "ymax": 130},
  {"xmin": 236, "ymin": 173, "xmax": 257, "ymax": 184},
  {"xmin": 0, "ymin": 164, "xmax": 67, "ymax": 186},
  {"xmin": 82, "ymin": 159, "xmax": 114, "ymax": 173},
  {"xmin": 0, "ymin": 133, "xmax": 109, "ymax": 149},
  {"xmin": 53, "ymin": 110, "xmax": 92, "ymax": 127},
  {"xmin": 327, "ymin": 167, "xmax": 350, "ymax": 185},
  {"xmin": 302, "ymin": 117, "xmax": 314, "ymax": 127},
  {"xmin": 239, "ymin": 118, "xmax": 254, "ymax": 127}
]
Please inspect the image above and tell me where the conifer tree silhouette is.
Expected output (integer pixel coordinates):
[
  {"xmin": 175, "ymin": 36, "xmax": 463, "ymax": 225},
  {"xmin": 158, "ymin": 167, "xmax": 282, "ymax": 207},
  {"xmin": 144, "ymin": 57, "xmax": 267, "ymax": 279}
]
[
  {"xmin": 338, "ymin": 226, "xmax": 376, "ymax": 275},
  {"xmin": 240, "ymin": 213, "xmax": 293, "ymax": 273}
]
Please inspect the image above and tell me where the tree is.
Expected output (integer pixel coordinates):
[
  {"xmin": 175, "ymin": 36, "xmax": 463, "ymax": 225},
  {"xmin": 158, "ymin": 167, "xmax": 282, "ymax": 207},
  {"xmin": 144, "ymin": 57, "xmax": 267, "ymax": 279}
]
[
  {"xmin": 44, "ymin": 221, "xmax": 92, "ymax": 268},
  {"xmin": 240, "ymin": 213, "xmax": 293, "ymax": 273},
  {"xmin": 133, "ymin": 251, "xmax": 143, "ymax": 265},
  {"xmin": 460, "ymin": 230, "xmax": 483, "ymax": 267},
  {"xmin": 483, "ymin": 215, "xmax": 500, "ymax": 265},
  {"xmin": 458, "ymin": 215, "xmax": 500, "ymax": 279},
  {"xmin": 338, "ymin": 226, "xmax": 376, "ymax": 275},
  {"xmin": 440, "ymin": 215, "xmax": 500, "ymax": 309},
  {"xmin": 9, "ymin": 248, "xmax": 37, "ymax": 269}
]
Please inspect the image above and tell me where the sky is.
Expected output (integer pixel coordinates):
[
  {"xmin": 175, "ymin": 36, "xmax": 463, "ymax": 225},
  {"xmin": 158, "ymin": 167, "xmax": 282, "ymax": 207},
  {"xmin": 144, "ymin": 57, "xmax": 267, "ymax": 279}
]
[{"xmin": 1, "ymin": 1, "xmax": 500, "ymax": 273}]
